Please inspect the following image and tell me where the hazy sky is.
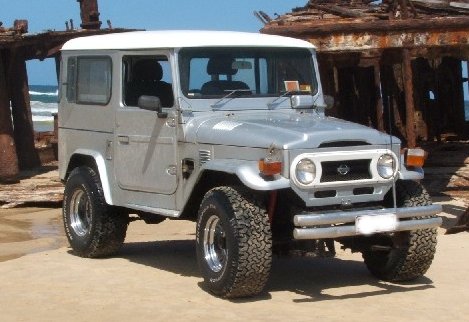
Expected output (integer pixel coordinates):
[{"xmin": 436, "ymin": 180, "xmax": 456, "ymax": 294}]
[{"xmin": 1, "ymin": 0, "xmax": 307, "ymax": 85}]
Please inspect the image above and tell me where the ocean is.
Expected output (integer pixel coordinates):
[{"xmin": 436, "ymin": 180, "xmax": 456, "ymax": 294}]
[
  {"xmin": 30, "ymin": 84, "xmax": 58, "ymax": 132},
  {"xmin": 29, "ymin": 85, "xmax": 469, "ymax": 132}
]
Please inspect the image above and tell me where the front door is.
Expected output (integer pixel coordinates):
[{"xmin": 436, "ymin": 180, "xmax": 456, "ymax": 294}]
[{"xmin": 114, "ymin": 54, "xmax": 177, "ymax": 194}]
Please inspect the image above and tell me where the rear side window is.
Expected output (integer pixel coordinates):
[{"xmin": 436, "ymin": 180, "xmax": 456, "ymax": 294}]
[
  {"xmin": 66, "ymin": 57, "xmax": 76, "ymax": 102},
  {"xmin": 66, "ymin": 56, "xmax": 112, "ymax": 105}
]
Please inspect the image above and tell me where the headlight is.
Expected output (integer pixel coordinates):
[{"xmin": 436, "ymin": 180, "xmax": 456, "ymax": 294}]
[
  {"xmin": 377, "ymin": 154, "xmax": 396, "ymax": 179},
  {"xmin": 295, "ymin": 159, "xmax": 316, "ymax": 185}
]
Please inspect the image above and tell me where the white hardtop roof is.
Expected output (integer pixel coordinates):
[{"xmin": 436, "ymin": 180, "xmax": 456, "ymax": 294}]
[{"xmin": 61, "ymin": 30, "xmax": 315, "ymax": 51}]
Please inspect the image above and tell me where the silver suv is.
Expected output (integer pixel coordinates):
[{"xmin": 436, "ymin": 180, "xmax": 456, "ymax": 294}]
[{"xmin": 59, "ymin": 30, "xmax": 442, "ymax": 298}]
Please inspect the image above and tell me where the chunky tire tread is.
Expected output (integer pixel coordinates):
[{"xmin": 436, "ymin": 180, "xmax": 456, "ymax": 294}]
[
  {"xmin": 363, "ymin": 180, "xmax": 437, "ymax": 282},
  {"xmin": 63, "ymin": 167, "xmax": 128, "ymax": 258},
  {"xmin": 197, "ymin": 186, "xmax": 272, "ymax": 298}
]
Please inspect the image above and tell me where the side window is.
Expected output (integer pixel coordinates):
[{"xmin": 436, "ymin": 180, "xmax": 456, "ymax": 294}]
[
  {"xmin": 76, "ymin": 57, "xmax": 112, "ymax": 105},
  {"xmin": 123, "ymin": 55, "xmax": 174, "ymax": 107},
  {"xmin": 66, "ymin": 57, "xmax": 77, "ymax": 103}
]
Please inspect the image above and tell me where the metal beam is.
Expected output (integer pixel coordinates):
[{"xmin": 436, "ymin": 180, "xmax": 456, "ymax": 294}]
[
  {"xmin": 0, "ymin": 50, "xmax": 19, "ymax": 181},
  {"xmin": 402, "ymin": 48, "xmax": 417, "ymax": 148}
]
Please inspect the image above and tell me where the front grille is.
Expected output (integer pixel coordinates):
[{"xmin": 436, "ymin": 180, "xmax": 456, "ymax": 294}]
[{"xmin": 320, "ymin": 159, "xmax": 371, "ymax": 182}]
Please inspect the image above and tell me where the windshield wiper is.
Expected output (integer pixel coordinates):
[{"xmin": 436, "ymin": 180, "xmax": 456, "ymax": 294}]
[
  {"xmin": 267, "ymin": 91, "xmax": 293, "ymax": 109},
  {"xmin": 211, "ymin": 89, "xmax": 252, "ymax": 109}
]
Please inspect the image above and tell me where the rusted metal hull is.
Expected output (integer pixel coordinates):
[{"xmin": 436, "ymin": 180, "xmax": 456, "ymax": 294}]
[
  {"xmin": 0, "ymin": 51, "xmax": 19, "ymax": 181},
  {"xmin": 262, "ymin": 17, "xmax": 469, "ymax": 54},
  {"xmin": 0, "ymin": 0, "xmax": 136, "ymax": 181},
  {"xmin": 262, "ymin": 9, "xmax": 469, "ymax": 146}
]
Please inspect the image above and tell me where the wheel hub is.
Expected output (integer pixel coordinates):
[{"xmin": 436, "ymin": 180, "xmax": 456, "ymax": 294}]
[
  {"xmin": 203, "ymin": 215, "xmax": 227, "ymax": 273},
  {"xmin": 70, "ymin": 189, "xmax": 92, "ymax": 236}
]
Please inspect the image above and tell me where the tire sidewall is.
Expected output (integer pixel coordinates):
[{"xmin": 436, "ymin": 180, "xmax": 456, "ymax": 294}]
[
  {"xmin": 63, "ymin": 168, "xmax": 103, "ymax": 253},
  {"xmin": 196, "ymin": 190, "xmax": 239, "ymax": 295}
]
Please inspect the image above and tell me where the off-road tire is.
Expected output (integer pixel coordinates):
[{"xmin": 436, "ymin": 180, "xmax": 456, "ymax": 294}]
[
  {"xmin": 196, "ymin": 186, "xmax": 272, "ymax": 298},
  {"xmin": 362, "ymin": 180, "xmax": 438, "ymax": 282},
  {"xmin": 63, "ymin": 166, "xmax": 128, "ymax": 258}
]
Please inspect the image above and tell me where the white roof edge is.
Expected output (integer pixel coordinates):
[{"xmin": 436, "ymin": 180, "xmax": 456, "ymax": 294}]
[{"xmin": 61, "ymin": 30, "xmax": 316, "ymax": 51}]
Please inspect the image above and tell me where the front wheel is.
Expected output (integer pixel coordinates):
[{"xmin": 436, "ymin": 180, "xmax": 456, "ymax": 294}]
[
  {"xmin": 196, "ymin": 186, "xmax": 272, "ymax": 298},
  {"xmin": 362, "ymin": 180, "xmax": 438, "ymax": 282},
  {"xmin": 63, "ymin": 167, "xmax": 128, "ymax": 258}
]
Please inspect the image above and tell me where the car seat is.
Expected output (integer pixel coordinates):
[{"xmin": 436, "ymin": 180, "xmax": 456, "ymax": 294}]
[
  {"xmin": 201, "ymin": 56, "xmax": 250, "ymax": 95},
  {"xmin": 126, "ymin": 59, "xmax": 174, "ymax": 107}
]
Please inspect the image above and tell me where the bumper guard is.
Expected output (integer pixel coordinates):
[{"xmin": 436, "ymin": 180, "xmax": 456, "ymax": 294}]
[{"xmin": 293, "ymin": 204, "xmax": 442, "ymax": 240}]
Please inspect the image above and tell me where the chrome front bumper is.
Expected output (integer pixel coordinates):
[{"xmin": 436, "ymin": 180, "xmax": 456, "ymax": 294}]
[{"xmin": 293, "ymin": 204, "xmax": 442, "ymax": 240}]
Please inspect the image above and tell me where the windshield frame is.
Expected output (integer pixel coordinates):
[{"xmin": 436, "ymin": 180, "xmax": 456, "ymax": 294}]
[{"xmin": 177, "ymin": 47, "xmax": 319, "ymax": 110}]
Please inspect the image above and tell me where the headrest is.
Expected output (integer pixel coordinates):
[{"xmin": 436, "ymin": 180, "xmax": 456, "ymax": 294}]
[
  {"xmin": 207, "ymin": 56, "xmax": 237, "ymax": 76},
  {"xmin": 133, "ymin": 59, "xmax": 163, "ymax": 82}
]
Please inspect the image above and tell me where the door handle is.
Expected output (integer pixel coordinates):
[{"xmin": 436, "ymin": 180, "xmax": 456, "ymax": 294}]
[{"xmin": 117, "ymin": 136, "xmax": 130, "ymax": 144}]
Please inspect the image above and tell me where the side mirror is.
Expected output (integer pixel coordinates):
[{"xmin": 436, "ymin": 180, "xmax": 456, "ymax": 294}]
[
  {"xmin": 324, "ymin": 95, "xmax": 335, "ymax": 109},
  {"xmin": 137, "ymin": 95, "xmax": 167, "ymax": 118},
  {"xmin": 290, "ymin": 95, "xmax": 314, "ymax": 109}
]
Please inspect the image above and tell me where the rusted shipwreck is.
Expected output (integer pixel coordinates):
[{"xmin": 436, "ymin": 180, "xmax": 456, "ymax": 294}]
[
  {"xmin": 0, "ymin": 0, "xmax": 130, "ymax": 182},
  {"xmin": 261, "ymin": 0, "xmax": 469, "ymax": 148}
]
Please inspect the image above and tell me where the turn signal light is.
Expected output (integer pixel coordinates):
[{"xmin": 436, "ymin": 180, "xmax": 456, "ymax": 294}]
[
  {"xmin": 404, "ymin": 148, "xmax": 426, "ymax": 168},
  {"xmin": 259, "ymin": 159, "xmax": 282, "ymax": 176}
]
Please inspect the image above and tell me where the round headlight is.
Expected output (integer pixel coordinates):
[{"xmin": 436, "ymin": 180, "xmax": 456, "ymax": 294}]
[
  {"xmin": 377, "ymin": 154, "xmax": 396, "ymax": 179},
  {"xmin": 295, "ymin": 159, "xmax": 316, "ymax": 185}
]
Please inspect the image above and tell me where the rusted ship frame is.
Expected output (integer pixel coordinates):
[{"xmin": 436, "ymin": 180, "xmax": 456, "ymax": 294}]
[
  {"xmin": 261, "ymin": 0, "xmax": 469, "ymax": 148},
  {"xmin": 1, "ymin": 0, "xmax": 468, "ymax": 183},
  {"xmin": 0, "ymin": 0, "xmax": 132, "ymax": 181}
]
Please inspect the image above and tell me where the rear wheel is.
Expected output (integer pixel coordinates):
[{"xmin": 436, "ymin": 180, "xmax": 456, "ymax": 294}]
[
  {"xmin": 196, "ymin": 186, "xmax": 272, "ymax": 298},
  {"xmin": 362, "ymin": 180, "xmax": 438, "ymax": 281},
  {"xmin": 63, "ymin": 167, "xmax": 128, "ymax": 258}
]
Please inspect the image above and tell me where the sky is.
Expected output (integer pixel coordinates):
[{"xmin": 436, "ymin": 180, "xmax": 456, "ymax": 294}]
[{"xmin": 1, "ymin": 0, "xmax": 307, "ymax": 85}]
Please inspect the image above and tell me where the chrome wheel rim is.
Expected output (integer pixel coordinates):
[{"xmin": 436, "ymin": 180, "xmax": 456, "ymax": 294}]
[
  {"xmin": 70, "ymin": 189, "xmax": 92, "ymax": 236},
  {"xmin": 203, "ymin": 215, "xmax": 227, "ymax": 273}
]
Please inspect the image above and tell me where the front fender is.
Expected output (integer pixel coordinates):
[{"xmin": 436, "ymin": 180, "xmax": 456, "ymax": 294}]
[
  {"xmin": 398, "ymin": 155, "xmax": 424, "ymax": 180},
  {"xmin": 201, "ymin": 159, "xmax": 290, "ymax": 191},
  {"xmin": 398, "ymin": 167, "xmax": 424, "ymax": 180}
]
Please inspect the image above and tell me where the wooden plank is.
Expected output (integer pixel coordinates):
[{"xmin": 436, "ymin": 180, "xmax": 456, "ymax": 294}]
[
  {"xmin": 0, "ymin": 166, "xmax": 63, "ymax": 208},
  {"xmin": 450, "ymin": 2, "xmax": 469, "ymax": 9},
  {"xmin": 307, "ymin": 4, "xmax": 365, "ymax": 18}
]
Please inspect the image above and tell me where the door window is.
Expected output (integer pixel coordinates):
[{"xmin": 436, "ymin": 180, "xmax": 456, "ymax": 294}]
[{"xmin": 123, "ymin": 56, "xmax": 174, "ymax": 107}]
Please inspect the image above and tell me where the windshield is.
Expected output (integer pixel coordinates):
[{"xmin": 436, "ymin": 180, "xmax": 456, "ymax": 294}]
[{"xmin": 178, "ymin": 47, "xmax": 317, "ymax": 99}]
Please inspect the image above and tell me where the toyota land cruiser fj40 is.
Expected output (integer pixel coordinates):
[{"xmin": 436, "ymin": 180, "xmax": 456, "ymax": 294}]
[{"xmin": 59, "ymin": 31, "xmax": 442, "ymax": 298}]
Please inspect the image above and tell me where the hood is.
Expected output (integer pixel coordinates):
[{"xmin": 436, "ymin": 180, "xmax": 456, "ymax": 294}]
[{"xmin": 185, "ymin": 110, "xmax": 399, "ymax": 149}]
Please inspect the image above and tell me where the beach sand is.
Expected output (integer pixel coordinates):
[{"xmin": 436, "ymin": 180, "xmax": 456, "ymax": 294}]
[{"xmin": 0, "ymin": 198, "xmax": 467, "ymax": 321}]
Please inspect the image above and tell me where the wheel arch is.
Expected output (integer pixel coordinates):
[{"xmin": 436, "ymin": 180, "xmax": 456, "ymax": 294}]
[
  {"xmin": 199, "ymin": 159, "xmax": 290, "ymax": 191},
  {"xmin": 64, "ymin": 149, "xmax": 113, "ymax": 205},
  {"xmin": 180, "ymin": 169, "xmax": 249, "ymax": 221}
]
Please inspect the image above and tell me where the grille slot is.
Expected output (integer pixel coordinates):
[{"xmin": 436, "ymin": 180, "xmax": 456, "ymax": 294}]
[
  {"xmin": 320, "ymin": 159, "xmax": 371, "ymax": 183},
  {"xmin": 319, "ymin": 141, "xmax": 369, "ymax": 148},
  {"xmin": 353, "ymin": 187, "xmax": 374, "ymax": 195},
  {"xmin": 314, "ymin": 190, "xmax": 337, "ymax": 198},
  {"xmin": 199, "ymin": 150, "xmax": 211, "ymax": 165}
]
